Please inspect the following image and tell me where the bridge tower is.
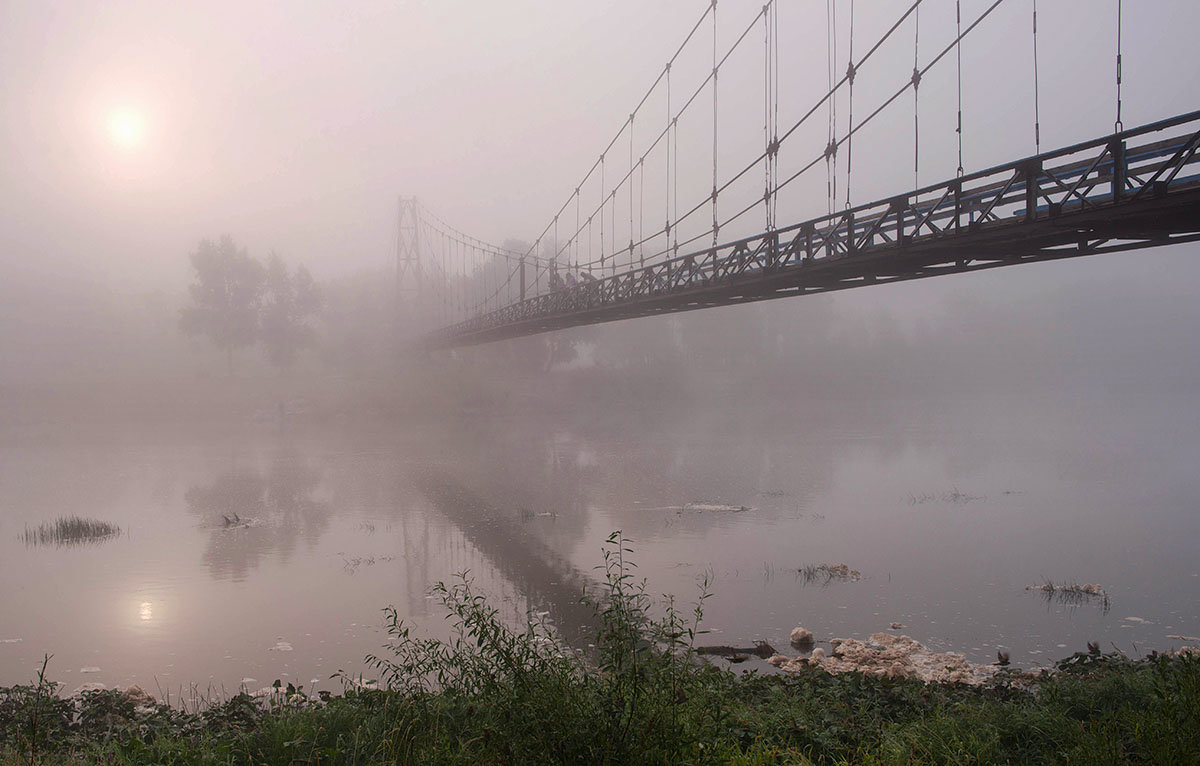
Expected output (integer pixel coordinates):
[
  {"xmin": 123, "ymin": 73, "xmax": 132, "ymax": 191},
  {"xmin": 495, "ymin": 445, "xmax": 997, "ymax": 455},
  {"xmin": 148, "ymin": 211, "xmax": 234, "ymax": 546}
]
[{"xmin": 394, "ymin": 195, "xmax": 422, "ymax": 329}]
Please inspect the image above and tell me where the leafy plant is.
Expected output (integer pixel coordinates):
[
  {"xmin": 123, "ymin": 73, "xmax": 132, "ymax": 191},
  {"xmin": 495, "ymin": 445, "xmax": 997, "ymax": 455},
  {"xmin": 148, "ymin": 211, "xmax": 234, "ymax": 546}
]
[{"xmin": 362, "ymin": 530, "xmax": 716, "ymax": 764}]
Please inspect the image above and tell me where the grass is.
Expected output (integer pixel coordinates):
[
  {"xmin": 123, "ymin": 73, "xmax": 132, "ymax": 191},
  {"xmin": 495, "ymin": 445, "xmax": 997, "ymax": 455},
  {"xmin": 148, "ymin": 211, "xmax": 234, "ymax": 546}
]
[
  {"xmin": 1, "ymin": 533, "xmax": 1198, "ymax": 764},
  {"xmin": 21, "ymin": 516, "xmax": 120, "ymax": 548}
]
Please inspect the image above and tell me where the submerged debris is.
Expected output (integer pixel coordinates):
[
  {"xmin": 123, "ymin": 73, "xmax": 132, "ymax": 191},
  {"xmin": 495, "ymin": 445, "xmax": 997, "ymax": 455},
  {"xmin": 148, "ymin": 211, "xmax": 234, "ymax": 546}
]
[
  {"xmin": 797, "ymin": 563, "xmax": 861, "ymax": 584},
  {"xmin": 342, "ymin": 554, "xmax": 396, "ymax": 573},
  {"xmin": 906, "ymin": 488, "xmax": 985, "ymax": 505},
  {"xmin": 1027, "ymin": 582, "xmax": 1105, "ymax": 596},
  {"xmin": 1167, "ymin": 634, "xmax": 1200, "ymax": 642},
  {"xmin": 696, "ymin": 640, "xmax": 776, "ymax": 659},
  {"xmin": 678, "ymin": 503, "xmax": 752, "ymax": 513},
  {"xmin": 219, "ymin": 513, "xmax": 256, "ymax": 528},
  {"xmin": 775, "ymin": 633, "xmax": 998, "ymax": 685}
]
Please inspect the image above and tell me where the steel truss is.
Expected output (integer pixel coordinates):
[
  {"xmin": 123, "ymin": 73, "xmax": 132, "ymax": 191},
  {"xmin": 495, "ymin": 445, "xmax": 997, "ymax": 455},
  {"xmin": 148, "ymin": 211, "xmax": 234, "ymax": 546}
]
[{"xmin": 428, "ymin": 111, "xmax": 1200, "ymax": 349}]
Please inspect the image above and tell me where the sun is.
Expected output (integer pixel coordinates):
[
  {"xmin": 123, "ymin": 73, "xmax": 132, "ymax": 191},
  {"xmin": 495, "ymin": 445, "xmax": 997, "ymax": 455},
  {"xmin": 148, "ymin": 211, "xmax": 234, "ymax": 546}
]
[{"xmin": 107, "ymin": 108, "xmax": 145, "ymax": 149}]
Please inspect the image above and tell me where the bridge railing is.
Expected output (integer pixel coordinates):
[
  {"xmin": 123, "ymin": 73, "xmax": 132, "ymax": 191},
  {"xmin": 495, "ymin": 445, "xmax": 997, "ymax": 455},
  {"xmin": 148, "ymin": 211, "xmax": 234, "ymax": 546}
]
[{"xmin": 431, "ymin": 110, "xmax": 1200, "ymax": 346}]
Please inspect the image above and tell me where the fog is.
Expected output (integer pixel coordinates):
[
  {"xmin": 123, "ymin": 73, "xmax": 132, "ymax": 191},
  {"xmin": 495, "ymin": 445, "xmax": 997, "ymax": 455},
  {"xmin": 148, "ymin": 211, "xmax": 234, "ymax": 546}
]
[
  {"xmin": 4, "ymin": 0, "xmax": 1200, "ymax": 396},
  {"xmin": 2, "ymin": 0, "xmax": 1200, "ymax": 691}
]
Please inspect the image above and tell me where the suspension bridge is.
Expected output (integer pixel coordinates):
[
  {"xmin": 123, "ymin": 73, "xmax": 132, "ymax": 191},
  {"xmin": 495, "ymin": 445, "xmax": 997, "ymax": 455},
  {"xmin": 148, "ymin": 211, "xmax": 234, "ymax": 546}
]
[{"xmin": 394, "ymin": 1, "xmax": 1200, "ymax": 349}]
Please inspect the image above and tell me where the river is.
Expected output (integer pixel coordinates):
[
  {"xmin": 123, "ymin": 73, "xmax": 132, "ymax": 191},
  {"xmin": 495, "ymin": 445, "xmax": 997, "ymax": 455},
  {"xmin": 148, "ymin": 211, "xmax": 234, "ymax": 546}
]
[{"xmin": 2, "ymin": 389, "xmax": 1198, "ymax": 694}]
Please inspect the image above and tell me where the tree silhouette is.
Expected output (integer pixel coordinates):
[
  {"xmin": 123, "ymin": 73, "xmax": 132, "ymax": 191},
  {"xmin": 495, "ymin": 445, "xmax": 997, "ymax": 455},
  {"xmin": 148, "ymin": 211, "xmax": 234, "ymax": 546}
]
[
  {"xmin": 260, "ymin": 252, "xmax": 321, "ymax": 370},
  {"xmin": 180, "ymin": 236, "xmax": 266, "ymax": 375}
]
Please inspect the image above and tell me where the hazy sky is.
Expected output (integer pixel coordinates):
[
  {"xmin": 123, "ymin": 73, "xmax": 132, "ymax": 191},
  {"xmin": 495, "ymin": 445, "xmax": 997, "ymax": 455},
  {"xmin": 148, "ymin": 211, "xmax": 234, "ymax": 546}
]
[{"xmin": 2, "ymin": 0, "xmax": 1198, "ymax": 299}]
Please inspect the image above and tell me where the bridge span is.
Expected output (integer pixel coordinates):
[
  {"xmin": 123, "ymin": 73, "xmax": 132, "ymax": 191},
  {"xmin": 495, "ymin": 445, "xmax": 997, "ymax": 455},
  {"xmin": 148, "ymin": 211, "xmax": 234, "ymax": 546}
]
[
  {"xmin": 429, "ymin": 112, "xmax": 1200, "ymax": 349},
  {"xmin": 396, "ymin": 1, "xmax": 1199, "ymax": 350}
]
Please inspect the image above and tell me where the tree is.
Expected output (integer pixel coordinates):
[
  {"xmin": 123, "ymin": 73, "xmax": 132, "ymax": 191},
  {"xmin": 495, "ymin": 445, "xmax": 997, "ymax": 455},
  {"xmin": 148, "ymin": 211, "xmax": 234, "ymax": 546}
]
[
  {"xmin": 259, "ymin": 252, "xmax": 321, "ymax": 370},
  {"xmin": 179, "ymin": 235, "xmax": 266, "ymax": 375}
]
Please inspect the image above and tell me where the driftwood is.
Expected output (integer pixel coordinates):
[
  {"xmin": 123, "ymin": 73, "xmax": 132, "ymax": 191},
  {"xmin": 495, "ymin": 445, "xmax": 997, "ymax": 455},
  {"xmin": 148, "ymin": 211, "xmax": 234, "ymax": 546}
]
[{"xmin": 696, "ymin": 640, "xmax": 777, "ymax": 661}]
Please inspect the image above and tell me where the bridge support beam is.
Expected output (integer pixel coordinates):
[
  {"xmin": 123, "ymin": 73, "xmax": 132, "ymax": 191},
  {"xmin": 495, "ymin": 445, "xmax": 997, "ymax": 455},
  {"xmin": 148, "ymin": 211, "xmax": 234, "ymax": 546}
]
[
  {"xmin": 1110, "ymin": 138, "xmax": 1127, "ymax": 202},
  {"xmin": 1022, "ymin": 160, "xmax": 1042, "ymax": 222}
]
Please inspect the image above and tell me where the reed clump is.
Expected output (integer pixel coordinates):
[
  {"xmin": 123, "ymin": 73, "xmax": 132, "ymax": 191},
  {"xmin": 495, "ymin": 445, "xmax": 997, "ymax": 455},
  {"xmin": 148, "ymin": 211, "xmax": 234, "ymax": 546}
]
[
  {"xmin": 22, "ymin": 516, "xmax": 120, "ymax": 548},
  {"xmin": 1027, "ymin": 579, "xmax": 1111, "ymax": 612}
]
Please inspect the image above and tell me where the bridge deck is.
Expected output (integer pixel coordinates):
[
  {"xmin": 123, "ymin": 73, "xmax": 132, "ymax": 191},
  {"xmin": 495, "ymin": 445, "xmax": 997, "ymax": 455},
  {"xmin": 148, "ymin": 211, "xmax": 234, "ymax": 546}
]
[{"xmin": 429, "ymin": 111, "xmax": 1200, "ymax": 349}]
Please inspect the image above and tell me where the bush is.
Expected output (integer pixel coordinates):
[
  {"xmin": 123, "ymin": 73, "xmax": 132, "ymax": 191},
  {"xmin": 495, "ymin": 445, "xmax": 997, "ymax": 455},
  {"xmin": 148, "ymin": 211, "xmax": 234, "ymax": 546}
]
[{"xmin": 362, "ymin": 531, "xmax": 722, "ymax": 764}]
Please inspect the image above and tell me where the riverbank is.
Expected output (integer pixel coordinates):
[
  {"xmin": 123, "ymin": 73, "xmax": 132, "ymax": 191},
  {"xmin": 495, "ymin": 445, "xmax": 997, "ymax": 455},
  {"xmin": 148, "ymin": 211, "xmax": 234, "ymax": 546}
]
[
  {"xmin": 2, "ymin": 650, "xmax": 1198, "ymax": 764},
  {"xmin": 4, "ymin": 543, "xmax": 1199, "ymax": 765}
]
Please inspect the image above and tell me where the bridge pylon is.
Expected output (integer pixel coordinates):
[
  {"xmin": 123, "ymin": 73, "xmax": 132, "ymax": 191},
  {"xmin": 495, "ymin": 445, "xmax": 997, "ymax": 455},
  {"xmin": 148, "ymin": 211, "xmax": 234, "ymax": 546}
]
[{"xmin": 394, "ymin": 195, "xmax": 423, "ymax": 333}]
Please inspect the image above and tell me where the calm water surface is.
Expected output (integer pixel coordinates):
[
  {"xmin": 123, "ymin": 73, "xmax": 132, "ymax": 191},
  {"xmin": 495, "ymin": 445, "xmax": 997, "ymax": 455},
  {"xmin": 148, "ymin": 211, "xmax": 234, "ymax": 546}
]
[{"xmin": 2, "ymin": 392, "xmax": 1198, "ymax": 693}]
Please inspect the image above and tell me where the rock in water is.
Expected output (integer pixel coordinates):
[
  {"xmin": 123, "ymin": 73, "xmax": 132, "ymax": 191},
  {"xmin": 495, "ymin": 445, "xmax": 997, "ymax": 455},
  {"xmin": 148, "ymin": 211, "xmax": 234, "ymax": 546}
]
[
  {"xmin": 789, "ymin": 626, "xmax": 814, "ymax": 648},
  {"xmin": 121, "ymin": 685, "xmax": 156, "ymax": 707},
  {"xmin": 778, "ymin": 633, "xmax": 998, "ymax": 684}
]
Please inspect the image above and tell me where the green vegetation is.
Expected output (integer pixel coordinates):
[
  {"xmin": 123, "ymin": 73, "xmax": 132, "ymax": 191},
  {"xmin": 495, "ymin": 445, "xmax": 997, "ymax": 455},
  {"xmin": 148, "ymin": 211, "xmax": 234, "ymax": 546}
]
[
  {"xmin": 2, "ymin": 534, "xmax": 1198, "ymax": 764},
  {"xmin": 21, "ymin": 516, "xmax": 120, "ymax": 547}
]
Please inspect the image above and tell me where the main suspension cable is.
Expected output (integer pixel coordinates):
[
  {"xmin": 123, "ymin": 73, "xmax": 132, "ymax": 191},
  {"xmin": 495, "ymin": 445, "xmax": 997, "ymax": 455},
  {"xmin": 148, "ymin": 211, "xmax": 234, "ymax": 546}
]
[
  {"xmin": 520, "ymin": 2, "xmax": 715, "ymax": 271},
  {"xmin": 462, "ymin": 0, "xmax": 1011, "ymax": 320},
  {"xmin": 554, "ymin": 2, "xmax": 767, "ymax": 270},
  {"xmin": 716, "ymin": 0, "xmax": 1006, "ymax": 241},
  {"xmin": 630, "ymin": 0, "xmax": 925, "ymax": 266}
]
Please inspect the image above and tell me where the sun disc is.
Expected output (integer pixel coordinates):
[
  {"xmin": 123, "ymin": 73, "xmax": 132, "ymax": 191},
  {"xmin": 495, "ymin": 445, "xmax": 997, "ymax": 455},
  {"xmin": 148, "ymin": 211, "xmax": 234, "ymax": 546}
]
[{"xmin": 108, "ymin": 109, "xmax": 145, "ymax": 148}]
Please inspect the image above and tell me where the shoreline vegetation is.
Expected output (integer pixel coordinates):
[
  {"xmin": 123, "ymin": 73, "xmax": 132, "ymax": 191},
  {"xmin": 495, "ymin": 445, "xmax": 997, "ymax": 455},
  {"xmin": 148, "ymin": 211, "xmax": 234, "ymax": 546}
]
[{"xmin": 3, "ymin": 537, "xmax": 1199, "ymax": 764}]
